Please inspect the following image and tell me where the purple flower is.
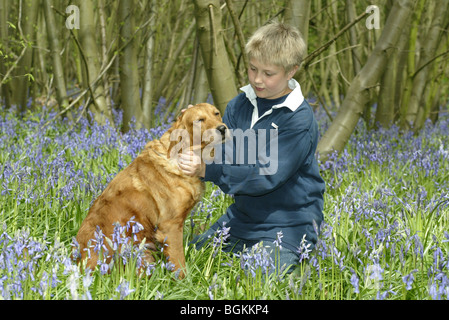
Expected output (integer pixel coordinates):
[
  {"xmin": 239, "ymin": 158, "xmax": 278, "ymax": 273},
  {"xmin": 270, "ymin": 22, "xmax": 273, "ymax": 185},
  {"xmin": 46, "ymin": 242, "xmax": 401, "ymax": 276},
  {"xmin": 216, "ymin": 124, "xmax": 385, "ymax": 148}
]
[
  {"xmin": 116, "ymin": 280, "xmax": 135, "ymax": 300},
  {"xmin": 402, "ymin": 270, "xmax": 417, "ymax": 290},
  {"xmin": 297, "ymin": 234, "xmax": 312, "ymax": 263},
  {"xmin": 350, "ymin": 270, "xmax": 360, "ymax": 294},
  {"xmin": 377, "ymin": 286, "xmax": 396, "ymax": 300},
  {"xmin": 212, "ymin": 222, "xmax": 230, "ymax": 252},
  {"xmin": 92, "ymin": 226, "xmax": 109, "ymax": 257},
  {"xmin": 273, "ymin": 230, "xmax": 283, "ymax": 249},
  {"xmin": 163, "ymin": 261, "xmax": 176, "ymax": 272},
  {"xmin": 235, "ymin": 242, "xmax": 275, "ymax": 277},
  {"xmin": 99, "ymin": 262, "xmax": 109, "ymax": 275},
  {"xmin": 71, "ymin": 237, "xmax": 81, "ymax": 261},
  {"xmin": 429, "ymin": 282, "xmax": 438, "ymax": 300}
]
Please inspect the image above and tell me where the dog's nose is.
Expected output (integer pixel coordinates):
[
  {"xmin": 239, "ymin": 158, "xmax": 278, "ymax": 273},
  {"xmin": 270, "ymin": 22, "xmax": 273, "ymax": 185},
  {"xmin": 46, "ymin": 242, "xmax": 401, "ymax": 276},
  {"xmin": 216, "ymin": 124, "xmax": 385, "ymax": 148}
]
[{"xmin": 216, "ymin": 125, "xmax": 227, "ymax": 135}]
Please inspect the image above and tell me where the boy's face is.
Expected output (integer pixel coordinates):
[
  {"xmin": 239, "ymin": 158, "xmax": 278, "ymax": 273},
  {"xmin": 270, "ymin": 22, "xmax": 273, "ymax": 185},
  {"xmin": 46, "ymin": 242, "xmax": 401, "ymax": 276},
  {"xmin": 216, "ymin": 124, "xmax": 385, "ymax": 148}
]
[{"xmin": 248, "ymin": 58, "xmax": 298, "ymax": 100}]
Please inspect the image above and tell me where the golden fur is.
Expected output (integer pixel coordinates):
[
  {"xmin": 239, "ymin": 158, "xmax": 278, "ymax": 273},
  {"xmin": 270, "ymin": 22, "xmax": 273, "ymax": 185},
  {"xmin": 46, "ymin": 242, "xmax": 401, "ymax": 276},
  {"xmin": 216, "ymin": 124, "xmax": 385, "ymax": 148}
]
[{"xmin": 75, "ymin": 103, "xmax": 227, "ymax": 278}]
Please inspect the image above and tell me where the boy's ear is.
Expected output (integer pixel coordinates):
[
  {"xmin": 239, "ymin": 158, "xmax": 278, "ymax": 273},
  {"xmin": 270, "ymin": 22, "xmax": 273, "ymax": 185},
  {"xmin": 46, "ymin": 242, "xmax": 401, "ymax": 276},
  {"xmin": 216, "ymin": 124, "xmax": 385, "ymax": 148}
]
[{"xmin": 288, "ymin": 65, "xmax": 299, "ymax": 79}]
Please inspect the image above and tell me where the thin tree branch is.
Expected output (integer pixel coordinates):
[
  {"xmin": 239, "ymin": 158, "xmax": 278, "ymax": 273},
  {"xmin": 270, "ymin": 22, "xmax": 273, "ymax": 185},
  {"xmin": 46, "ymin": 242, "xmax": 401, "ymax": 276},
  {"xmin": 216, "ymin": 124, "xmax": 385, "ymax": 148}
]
[
  {"xmin": 300, "ymin": 11, "xmax": 368, "ymax": 71},
  {"xmin": 225, "ymin": 0, "xmax": 248, "ymax": 70},
  {"xmin": 412, "ymin": 49, "xmax": 449, "ymax": 79}
]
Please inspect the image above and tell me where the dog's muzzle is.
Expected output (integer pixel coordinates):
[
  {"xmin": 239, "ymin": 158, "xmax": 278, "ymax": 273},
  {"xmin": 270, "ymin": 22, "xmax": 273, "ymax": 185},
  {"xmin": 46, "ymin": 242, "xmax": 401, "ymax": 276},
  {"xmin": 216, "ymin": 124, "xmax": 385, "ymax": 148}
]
[{"xmin": 216, "ymin": 125, "xmax": 229, "ymax": 142}]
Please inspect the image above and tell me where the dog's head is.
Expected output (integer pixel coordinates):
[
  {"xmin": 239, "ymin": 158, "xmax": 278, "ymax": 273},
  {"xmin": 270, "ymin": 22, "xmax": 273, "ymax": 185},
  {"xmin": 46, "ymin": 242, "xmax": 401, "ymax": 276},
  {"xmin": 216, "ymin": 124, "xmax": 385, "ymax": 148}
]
[{"xmin": 167, "ymin": 103, "xmax": 229, "ymax": 161}]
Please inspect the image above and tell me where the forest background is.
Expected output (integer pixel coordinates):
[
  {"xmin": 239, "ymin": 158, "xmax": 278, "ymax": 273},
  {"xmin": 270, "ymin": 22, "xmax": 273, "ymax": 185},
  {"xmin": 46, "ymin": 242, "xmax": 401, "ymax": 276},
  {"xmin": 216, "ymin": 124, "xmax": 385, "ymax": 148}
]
[{"xmin": 1, "ymin": 0, "xmax": 448, "ymax": 160}]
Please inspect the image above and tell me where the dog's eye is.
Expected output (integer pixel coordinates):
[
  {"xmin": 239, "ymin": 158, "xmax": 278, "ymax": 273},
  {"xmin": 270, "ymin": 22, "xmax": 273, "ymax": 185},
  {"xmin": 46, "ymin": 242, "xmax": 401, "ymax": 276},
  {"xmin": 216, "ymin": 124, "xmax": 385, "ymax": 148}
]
[
  {"xmin": 194, "ymin": 118, "xmax": 205, "ymax": 123},
  {"xmin": 215, "ymin": 112, "xmax": 220, "ymax": 116}
]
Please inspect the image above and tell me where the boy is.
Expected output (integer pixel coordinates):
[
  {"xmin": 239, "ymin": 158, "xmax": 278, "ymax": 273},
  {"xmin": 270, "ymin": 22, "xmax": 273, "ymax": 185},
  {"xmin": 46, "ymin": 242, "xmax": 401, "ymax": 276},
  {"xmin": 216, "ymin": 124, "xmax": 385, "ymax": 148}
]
[{"xmin": 178, "ymin": 22, "xmax": 325, "ymax": 274}]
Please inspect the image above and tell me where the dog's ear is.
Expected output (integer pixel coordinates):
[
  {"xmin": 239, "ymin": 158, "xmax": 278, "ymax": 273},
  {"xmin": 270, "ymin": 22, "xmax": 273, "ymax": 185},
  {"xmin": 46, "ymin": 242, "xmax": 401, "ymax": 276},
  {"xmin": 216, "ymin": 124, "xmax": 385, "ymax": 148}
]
[
  {"xmin": 165, "ymin": 112, "xmax": 186, "ymax": 158},
  {"xmin": 167, "ymin": 128, "xmax": 190, "ymax": 159},
  {"xmin": 168, "ymin": 112, "xmax": 188, "ymax": 133},
  {"xmin": 173, "ymin": 112, "xmax": 185, "ymax": 128},
  {"xmin": 167, "ymin": 139, "xmax": 178, "ymax": 159}
]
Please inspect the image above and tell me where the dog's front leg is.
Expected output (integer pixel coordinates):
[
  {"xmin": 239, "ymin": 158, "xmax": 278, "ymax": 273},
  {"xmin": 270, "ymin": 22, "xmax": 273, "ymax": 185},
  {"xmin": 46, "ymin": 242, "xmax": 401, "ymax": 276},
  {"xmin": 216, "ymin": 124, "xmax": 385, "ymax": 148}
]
[{"xmin": 156, "ymin": 222, "xmax": 186, "ymax": 279}]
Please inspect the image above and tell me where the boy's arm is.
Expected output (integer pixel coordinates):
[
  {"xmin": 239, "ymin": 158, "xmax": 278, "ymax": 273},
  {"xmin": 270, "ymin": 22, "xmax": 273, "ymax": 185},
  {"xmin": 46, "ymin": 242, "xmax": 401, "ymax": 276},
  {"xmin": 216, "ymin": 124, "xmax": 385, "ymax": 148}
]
[{"xmin": 204, "ymin": 125, "xmax": 314, "ymax": 196}]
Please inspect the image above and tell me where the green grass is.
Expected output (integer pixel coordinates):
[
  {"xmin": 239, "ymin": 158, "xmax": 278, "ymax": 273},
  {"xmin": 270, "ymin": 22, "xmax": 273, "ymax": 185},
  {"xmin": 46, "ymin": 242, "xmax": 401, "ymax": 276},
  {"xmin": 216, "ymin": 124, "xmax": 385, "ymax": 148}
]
[{"xmin": 1, "ymin": 106, "xmax": 448, "ymax": 300}]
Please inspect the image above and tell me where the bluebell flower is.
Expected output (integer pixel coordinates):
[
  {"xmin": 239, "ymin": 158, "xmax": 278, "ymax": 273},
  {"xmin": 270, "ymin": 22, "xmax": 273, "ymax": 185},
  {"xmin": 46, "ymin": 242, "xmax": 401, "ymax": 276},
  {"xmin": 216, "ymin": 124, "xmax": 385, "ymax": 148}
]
[
  {"xmin": 144, "ymin": 263, "xmax": 156, "ymax": 276},
  {"xmin": 350, "ymin": 270, "xmax": 360, "ymax": 294},
  {"xmin": 443, "ymin": 232, "xmax": 449, "ymax": 243},
  {"xmin": 235, "ymin": 242, "xmax": 275, "ymax": 277},
  {"xmin": 71, "ymin": 237, "xmax": 81, "ymax": 261},
  {"xmin": 429, "ymin": 282, "xmax": 439, "ymax": 300},
  {"xmin": 212, "ymin": 222, "xmax": 230, "ymax": 253},
  {"xmin": 155, "ymin": 291, "xmax": 164, "ymax": 300},
  {"xmin": 331, "ymin": 246, "xmax": 346, "ymax": 271},
  {"xmin": 402, "ymin": 270, "xmax": 417, "ymax": 290},
  {"xmin": 67, "ymin": 272, "xmax": 80, "ymax": 300},
  {"xmin": 116, "ymin": 280, "xmax": 135, "ymax": 300},
  {"xmin": 163, "ymin": 261, "xmax": 176, "ymax": 272},
  {"xmin": 92, "ymin": 226, "xmax": 109, "ymax": 259},
  {"xmin": 273, "ymin": 230, "xmax": 283, "ymax": 250},
  {"xmin": 99, "ymin": 262, "xmax": 109, "ymax": 275},
  {"xmin": 368, "ymin": 263, "xmax": 384, "ymax": 281},
  {"xmin": 297, "ymin": 234, "xmax": 312, "ymax": 263},
  {"xmin": 376, "ymin": 286, "xmax": 396, "ymax": 300}
]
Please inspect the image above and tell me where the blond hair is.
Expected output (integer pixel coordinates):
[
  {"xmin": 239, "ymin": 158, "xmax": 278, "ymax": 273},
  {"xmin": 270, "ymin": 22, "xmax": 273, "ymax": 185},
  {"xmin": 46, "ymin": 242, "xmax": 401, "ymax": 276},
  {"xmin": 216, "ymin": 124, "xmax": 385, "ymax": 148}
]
[{"xmin": 245, "ymin": 22, "xmax": 306, "ymax": 73}]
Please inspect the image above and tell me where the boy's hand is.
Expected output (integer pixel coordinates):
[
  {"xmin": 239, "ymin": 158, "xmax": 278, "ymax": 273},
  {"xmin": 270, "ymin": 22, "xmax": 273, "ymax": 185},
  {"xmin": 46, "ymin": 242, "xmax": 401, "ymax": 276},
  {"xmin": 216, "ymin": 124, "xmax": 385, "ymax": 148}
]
[{"xmin": 177, "ymin": 151, "xmax": 206, "ymax": 178}]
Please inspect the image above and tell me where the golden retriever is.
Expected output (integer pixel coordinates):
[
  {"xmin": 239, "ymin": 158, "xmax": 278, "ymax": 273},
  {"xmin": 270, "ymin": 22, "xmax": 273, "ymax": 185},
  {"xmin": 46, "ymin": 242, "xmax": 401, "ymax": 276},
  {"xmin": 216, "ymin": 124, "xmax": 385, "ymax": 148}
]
[{"xmin": 75, "ymin": 103, "xmax": 227, "ymax": 278}]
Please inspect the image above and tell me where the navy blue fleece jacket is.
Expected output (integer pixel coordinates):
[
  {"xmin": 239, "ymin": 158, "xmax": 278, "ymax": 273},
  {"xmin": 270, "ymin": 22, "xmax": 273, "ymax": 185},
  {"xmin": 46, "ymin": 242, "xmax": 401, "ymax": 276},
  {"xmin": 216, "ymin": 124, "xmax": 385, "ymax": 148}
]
[{"xmin": 204, "ymin": 80, "xmax": 325, "ymax": 254}]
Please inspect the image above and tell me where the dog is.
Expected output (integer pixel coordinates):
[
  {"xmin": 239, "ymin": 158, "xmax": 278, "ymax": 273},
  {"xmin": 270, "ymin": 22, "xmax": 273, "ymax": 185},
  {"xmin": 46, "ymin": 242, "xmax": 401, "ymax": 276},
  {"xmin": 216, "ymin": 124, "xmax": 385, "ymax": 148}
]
[{"xmin": 75, "ymin": 103, "xmax": 228, "ymax": 278}]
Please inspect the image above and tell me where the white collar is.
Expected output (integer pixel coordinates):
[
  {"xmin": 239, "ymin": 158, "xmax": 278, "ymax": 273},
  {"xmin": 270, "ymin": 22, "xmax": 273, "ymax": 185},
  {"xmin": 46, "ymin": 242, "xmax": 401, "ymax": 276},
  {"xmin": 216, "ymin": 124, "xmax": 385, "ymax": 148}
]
[{"xmin": 240, "ymin": 79, "xmax": 305, "ymax": 128}]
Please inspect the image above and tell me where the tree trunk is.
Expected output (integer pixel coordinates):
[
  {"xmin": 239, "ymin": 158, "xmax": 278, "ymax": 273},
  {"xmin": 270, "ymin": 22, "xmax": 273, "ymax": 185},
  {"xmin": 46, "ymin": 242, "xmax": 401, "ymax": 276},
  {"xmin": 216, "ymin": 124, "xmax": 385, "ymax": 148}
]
[
  {"xmin": 375, "ymin": 8, "xmax": 411, "ymax": 128},
  {"xmin": 399, "ymin": 0, "xmax": 425, "ymax": 129},
  {"xmin": 98, "ymin": 0, "xmax": 112, "ymax": 113},
  {"xmin": 43, "ymin": 0, "xmax": 69, "ymax": 115},
  {"xmin": 285, "ymin": 0, "xmax": 310, "ymax": 86},
  {"xmin": 409, "ymin": 0, "xmax": 449, "ymax": 129},
  {"xmin": 345, "ymin": 0, "xmax": 361, "ymax": 76},
  {"xmin": 0, "ymin": 0, "xmax": 11, "ymax": 109},
  {"xmin": 118, "ymin": 0, "xmax": 143, "ymax": 131},
  {"xmin": 193, "ymin": 51, "xmax": 209, "ymax": 104},
  {"xmin": 193, "ymin": 0, "xmax": 238, "ymax": 113},
  {"xmin": 284, "ymin": 0, "xmax": 310, "ymax": 45},
  {"xmin": 415, "ymin": 20, "xmax": 449, "ymax": 128},
  {"xmin": 15, "ymin": 0, "xmax": 39, "ymax": 114},
  {"xmin": 141, "ymin": 0, "xmax": 156, "ymax": 126},
  {"xmin": 154, "ymin": 21, "xmax": 196, "ymax": 103},
  {"xmin": 317, "ymin": 0, "xmax": 415, "ymax": 161},
  {"xmin": 78, "ymin": 0, "xmax": 113, "ymax": 125}
]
